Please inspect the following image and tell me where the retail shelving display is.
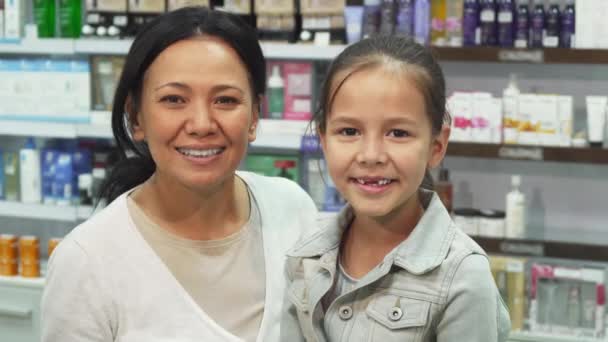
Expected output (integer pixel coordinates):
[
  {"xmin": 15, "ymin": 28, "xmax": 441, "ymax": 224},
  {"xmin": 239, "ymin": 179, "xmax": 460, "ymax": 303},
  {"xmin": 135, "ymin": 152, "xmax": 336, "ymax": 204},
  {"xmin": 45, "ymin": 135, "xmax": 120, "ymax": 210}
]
[{"xmin": 2, "ymin": 1, "xmax": 608, "ymax": 342}]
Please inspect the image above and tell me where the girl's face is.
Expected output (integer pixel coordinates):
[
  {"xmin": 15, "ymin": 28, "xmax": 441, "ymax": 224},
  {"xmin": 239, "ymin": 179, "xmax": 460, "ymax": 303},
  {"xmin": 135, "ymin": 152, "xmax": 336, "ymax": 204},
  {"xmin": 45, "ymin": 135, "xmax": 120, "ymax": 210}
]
[
  {"xmin": 320, "ymin": 66, "xmax": 449, "ymax": 220},
  {"xmin": 131, "ymin": 37, "xmax": 258, "ymax": 193}
]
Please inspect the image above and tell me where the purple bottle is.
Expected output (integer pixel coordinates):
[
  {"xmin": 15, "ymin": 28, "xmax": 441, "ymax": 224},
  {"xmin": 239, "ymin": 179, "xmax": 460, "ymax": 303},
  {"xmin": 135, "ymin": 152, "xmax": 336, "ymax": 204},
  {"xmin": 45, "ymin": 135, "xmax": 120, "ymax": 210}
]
[
  {"xmin": 395, "ymin": 0, "xmax": 415, "ymax": 37},
  {"xmin": 414, "ymin": 0, "xmax": 431, "ymax": 45},
  {"xmin": 514, "ymin": 0, "xmax": 530, "ymax": 48},
  {"xmin": 544, "ymin": 2, "xmax": 560, "ymax": 47},
  {"xmin": 380, "ymin": 0, "xmax": 397, "ymax": 35},
  {"xmin": 463, "ymin": 0, "xmax": 480, "ymax": 46},
  {"xmin": 497, "ymin": 0, "xmax": 515, "ymax": 47},
  {"xmin": 362, "ymin": 0, "xmax": 382, "ymax": 39},
  {"xmin": 560, "ymin": 0, "xmax": 575, "ymax": 48},
  {"xmin": 529, "ymin": 0, "xmax": 545, "ymax": 48},
  {"xmin": 480, "ymin": 0, "xmax": 497, "ymax": 46}
]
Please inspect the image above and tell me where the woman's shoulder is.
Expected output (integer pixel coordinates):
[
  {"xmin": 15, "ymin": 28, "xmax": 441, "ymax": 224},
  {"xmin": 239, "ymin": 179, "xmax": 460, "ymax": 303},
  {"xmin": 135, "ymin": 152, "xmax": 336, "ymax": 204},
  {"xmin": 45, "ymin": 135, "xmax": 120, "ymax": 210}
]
[{"xmin": 64, "ymin": 194, "xmax": 135, "ymax": 255}]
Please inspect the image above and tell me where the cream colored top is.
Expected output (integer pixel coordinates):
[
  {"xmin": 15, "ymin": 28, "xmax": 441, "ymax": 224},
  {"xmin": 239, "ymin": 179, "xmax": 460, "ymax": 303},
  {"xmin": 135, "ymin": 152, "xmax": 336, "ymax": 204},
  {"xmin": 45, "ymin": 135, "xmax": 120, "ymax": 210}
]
[{"xmin": 126, "ymin": 189, "xmax": 265, "ymax": 342}]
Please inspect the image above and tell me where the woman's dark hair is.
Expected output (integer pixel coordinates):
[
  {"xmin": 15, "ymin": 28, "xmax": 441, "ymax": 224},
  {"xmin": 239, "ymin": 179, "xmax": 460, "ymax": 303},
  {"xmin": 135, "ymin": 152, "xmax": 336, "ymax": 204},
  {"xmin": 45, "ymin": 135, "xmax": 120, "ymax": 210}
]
[
  {"xmin": 314, "ymin": 35, "xmax": 448, "ymax": 190},
  {"xmin": 99, "ymin": 7, "xmax": 266, "ymax": 203}
]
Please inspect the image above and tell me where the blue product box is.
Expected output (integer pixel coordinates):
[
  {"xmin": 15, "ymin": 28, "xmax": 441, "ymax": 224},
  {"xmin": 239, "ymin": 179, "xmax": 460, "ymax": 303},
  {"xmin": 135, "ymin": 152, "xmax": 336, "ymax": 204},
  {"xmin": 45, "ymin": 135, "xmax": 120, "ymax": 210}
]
[
  {"xmin": 52, "ymin": 152, "xmax": 74, "ymax": 206},
  {"xmin": 72, "ymin": 149, "xmax": 92, "ymax": 202},
  {"xmin": 41, "ymin": 149, "xmax": 58, "ymax": 204}
]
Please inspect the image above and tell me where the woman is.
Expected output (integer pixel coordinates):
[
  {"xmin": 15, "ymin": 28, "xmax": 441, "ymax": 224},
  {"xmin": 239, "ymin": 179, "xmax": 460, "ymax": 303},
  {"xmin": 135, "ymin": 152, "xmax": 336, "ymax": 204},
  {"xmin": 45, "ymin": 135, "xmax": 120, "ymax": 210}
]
[{"xmin": 42, "ymin": 7, "xmax": 318, "ymax": 342}]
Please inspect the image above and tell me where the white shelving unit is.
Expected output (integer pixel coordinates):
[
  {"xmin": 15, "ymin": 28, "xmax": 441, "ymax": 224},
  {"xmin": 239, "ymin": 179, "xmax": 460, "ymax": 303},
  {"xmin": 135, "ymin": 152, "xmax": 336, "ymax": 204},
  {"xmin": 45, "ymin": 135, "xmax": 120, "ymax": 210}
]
[
  {"xmin": 0, "ymin": 275, "xmax": 45, "ymax": 289},
  {"xmin": 0, "ymin": 38, "xmax": 342, "ymax": 61},
  {"xmin": 0, "ymin": 201, "xmax": 91, "ymax": 222},
  {"xmin": 508, "ymin": 331, "xmax": 605, "ymax": 342},
  {"xmin": 0, "ymin": 38, "xmax": 75, "ymax": 55}
]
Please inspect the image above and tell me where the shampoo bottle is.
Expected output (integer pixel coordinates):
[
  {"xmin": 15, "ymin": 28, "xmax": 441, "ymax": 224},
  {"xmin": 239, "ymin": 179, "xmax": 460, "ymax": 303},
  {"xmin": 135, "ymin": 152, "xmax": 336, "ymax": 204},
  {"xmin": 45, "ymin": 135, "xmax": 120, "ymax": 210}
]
[
  {"xmin": 395, "ymin": 0, "xmax": 415, "ymax": 37},
  {"xmin": 33, "ymin": 0, "xmax": 56, "ymax": 38},
  {"xmin": 503, "ymin": 73, "xmax": 520, "ymax": 144},
  {"xmin": 379, "ymin": 0, "xmax": 397, "ymax": 35},
  {"xmin": 431, "ymin": 0, "xmax": 447, "ymax": 46},
  {"xmin": 506, "ymin": 175, "xmax": 526, "ymax": 239},
  {"xmin": 514, "ymin": 0, "xmax": 529, "ymax": 48},
  {"xmin": 560, "ymin": 0, "xmax": 575, "ymax": 48},
  {"xmin": 445, "ymin": 0, "xmax": 464, "ymax": 46},
  {"xmin": 58, "ymin": 0, "xmax": 81, "ymax": 38},
  {"xmin": 362, "ymin": 0, "xmax": 381, "ymax": 38},
  {"xmin": 479, "ymin": 0, "xmax": 497, "ymax": 46},
  {"xmin": 529, "ymin": 0, "xmax": 545, "ymax": 48},
  {"xmin": 497, "ymin": 0, "xmax": 514, "ymax": 47},
  {"xmin": 19, "ymin": 138, "xmax": 41, "ymax": 204},
  {"xmin": 268, "ymin": 65, "xmax": 284, "ymax": 120},
  {"xmin": 544, "ymin": 1, "xmax": 560, "ymax": 47},
  {"xmin": 414, "ymin": 0, "xmax": 431, "ymax": 45},
  {"xmin": 462, "ymin": 0, "xmax": 480, "ymax": 46}
]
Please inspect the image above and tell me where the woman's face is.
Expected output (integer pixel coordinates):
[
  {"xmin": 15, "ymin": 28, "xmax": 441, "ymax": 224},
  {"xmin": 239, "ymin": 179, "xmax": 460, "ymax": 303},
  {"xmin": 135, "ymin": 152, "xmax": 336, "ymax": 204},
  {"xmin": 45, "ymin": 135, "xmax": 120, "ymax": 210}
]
[{"xmin": 131, "ymin": 36, "xmax": 258, "ymax": 193}]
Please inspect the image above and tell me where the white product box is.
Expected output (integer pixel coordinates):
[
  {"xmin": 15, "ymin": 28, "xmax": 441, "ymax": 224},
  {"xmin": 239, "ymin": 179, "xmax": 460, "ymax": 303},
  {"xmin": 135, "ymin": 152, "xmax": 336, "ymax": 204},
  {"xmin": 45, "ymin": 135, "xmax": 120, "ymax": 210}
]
[
  {"xmin": 576, "ymin": 0, "xmax": 608, "ymax": 49},
  {"xmin": 517, "ymin": 94, "xmax": 541, "ymax": 146},
  {"xmin": 472, "ymin": 92, "xmax": 494, "ymax": 143},
  {"xmin": 557, "ymin": 96, "xmax": 574, "ymax": 147},
  {"xmin": 4, "ymin": 0, "xmax": 24, "ymax": 39},
  {"xmin": 536, "ymin": 95, "xmax": 560, "ymax": 147},
  {"xmin": 448, "ymin": 92, "xmax": 473, "ymax": 142}
]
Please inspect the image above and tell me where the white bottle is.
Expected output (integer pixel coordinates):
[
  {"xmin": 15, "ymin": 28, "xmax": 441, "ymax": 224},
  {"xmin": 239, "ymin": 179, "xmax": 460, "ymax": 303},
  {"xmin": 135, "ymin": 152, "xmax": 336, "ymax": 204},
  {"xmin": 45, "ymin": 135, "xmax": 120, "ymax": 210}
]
[
  {"xmin": 503, "ymin": 73, "xmax": 520, "ymax": 145},
  {"xmin": 19, "ymin": 137, "xmax": 41, "ymax": 203},
  {"xmin": 267, "ymin": 65, "xmax": 285, "ymax": 120},
  {"xmin": 505, "ymin": 175, "xmax": 526, "ymax": 238}
]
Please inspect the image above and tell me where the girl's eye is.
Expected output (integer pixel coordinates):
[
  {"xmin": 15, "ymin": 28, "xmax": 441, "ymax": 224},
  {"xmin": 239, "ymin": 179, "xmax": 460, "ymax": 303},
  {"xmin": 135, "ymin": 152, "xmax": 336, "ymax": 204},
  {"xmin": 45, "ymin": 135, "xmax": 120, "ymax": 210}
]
[
  {"xmin": 388, "ymin": 129, "xmax": 410, "ymax": 138},
  {"xmin": 339, "ymin": 128, "xmax": 359, "ymax": 136},
  {"xmin": 215, "ymin": 96, "xmax": 239, "ymax": 105},
  {"xmin": 160, "ymin": 95, "xmax": 185, "ymax": 104}
]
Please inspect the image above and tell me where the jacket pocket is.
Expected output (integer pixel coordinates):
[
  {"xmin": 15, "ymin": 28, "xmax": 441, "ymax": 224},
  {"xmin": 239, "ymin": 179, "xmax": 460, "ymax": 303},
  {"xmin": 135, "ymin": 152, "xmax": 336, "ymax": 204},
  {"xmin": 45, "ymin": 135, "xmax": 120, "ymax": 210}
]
[
  {"xmin": 366, "ymin": 292, "xmax": 431, "ymax": 342},
  {"xmin": 287, "ymin": 280, "xmax": 319, "ymax": 342}
]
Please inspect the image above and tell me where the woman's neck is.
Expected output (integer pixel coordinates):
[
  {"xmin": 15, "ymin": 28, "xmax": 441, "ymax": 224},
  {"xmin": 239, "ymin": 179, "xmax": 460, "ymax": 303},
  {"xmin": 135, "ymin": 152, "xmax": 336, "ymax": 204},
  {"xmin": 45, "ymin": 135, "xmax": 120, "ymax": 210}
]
[
  {"xmin": 341, "ymin": 194, "xmax": 424, "ymax": 279},
  {"xmin": 131, "ymin": 173, "xmax": 250, "ymax": 240}
]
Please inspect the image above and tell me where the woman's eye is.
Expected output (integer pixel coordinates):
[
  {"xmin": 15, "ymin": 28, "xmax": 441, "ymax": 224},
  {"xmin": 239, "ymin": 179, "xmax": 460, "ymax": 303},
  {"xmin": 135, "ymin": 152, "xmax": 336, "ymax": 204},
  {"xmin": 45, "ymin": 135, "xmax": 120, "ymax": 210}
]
[
  {"xmin": 388, "ymin": 129, "xmax": 409, "ymax": 138},
  {"xmin": 339, "ymin": 128, "xmax": 359, "ymax": 136},
  {"xmin": 160, "ymin": 95, "xmax": 185, "ymax": 104},
  {"xmin": 215, "ymin": 96, "xmax": 238, "ymax": 105}
]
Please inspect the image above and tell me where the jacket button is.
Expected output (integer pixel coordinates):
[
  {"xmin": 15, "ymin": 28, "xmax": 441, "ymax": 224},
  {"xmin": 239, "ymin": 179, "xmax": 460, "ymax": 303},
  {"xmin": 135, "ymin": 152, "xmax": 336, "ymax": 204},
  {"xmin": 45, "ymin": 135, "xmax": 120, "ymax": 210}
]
[
  {"xmin": 389, "ymin": 307, "xmax": 403, "ymax": 321},
  {"xmin": 338, "ymin": 305, "xmax": 353, "ymax": 320}
]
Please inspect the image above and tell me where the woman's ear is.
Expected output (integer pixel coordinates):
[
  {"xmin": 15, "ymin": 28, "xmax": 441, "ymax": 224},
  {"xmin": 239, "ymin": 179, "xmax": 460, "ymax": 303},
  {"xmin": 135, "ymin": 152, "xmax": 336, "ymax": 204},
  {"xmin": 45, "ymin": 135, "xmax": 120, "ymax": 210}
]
[
  {"xmin": 126, "ymin": 95, "xmax": 145, "ymax": 141},
  {"xmin": 248, "ymin": 97, "xmax": 261, "ymax": 142},
  {"xmin": 428, "ymin": 124, "xmax": 451, "ymax": 169}
]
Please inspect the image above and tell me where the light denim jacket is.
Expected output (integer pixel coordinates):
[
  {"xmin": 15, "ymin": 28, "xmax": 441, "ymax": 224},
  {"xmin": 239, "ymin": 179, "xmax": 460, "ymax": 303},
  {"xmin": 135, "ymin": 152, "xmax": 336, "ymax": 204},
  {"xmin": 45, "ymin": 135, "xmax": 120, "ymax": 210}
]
[{"xmin": 281, "ymin": 191, "xmax": 511, "ymax": 342}]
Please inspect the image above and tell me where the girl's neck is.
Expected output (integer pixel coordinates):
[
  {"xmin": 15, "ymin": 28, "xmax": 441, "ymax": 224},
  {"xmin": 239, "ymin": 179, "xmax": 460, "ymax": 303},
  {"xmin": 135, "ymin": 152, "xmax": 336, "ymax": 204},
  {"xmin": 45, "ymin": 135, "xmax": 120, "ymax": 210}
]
[
  {"xmin": 341, "ymin": 194, "xmax": 424, "ymax": 279},
  {"xmin": 131, "ymin": 173, "xmax": 250, "ymax": 240}
]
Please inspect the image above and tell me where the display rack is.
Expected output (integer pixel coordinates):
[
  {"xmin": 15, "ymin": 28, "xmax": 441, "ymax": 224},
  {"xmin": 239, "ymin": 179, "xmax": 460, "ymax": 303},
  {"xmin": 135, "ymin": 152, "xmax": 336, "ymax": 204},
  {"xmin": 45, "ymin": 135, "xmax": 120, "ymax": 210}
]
[
  {"xmin": 508, "ymin": 331, "xmax": 605, "ymax": 342},
  {"xmin": 2, "ymin": 39, "xmax": 608, "ymax": 65},
  {"xmin": 0, "ymin": 201, "xmax": 93, "ymax": 222}
]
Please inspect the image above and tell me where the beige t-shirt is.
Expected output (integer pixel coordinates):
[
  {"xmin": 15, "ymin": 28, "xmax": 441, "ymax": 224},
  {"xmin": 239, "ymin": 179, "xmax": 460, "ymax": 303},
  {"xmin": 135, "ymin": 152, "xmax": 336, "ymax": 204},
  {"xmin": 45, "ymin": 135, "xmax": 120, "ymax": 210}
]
[{"xmin": 126, "ymin": 190, "xmax": 265, "ymax": 342}]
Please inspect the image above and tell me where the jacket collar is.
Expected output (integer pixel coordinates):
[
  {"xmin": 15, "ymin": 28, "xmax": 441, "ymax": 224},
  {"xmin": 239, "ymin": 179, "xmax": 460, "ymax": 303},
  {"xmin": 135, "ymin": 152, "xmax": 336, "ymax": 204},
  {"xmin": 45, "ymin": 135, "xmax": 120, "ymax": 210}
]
[{"xmin": 287, "ymin": 190, "xmax": 455, "ymax": 275}]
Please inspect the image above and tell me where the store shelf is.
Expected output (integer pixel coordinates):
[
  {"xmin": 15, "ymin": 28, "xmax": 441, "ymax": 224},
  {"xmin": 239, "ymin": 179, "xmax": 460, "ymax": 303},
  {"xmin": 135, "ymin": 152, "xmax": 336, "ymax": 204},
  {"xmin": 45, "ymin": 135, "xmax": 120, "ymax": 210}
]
[
  {"xmin": 447, "ymin": 143, "xmax": 608, "ymax": 165},
  {"xmin": 0, "ymin": 119, "xmax": 113, "ymax": 139},
  {"xmin": 73, "ymin": 38, "xmax": 132, "ymax": 55},
  {"xmin": 473, "ymin": 230, "xmax": 608, "ymax": 262},
  {"xmin": 508, "ymin": 331, "xmax": 604, "ymax": 342},
  {"xmin": 261, "ymin": 42, "xmax": 345, "ymax": 60},
  {"xmin": 0, "ymin": 275, "xmax": 45, "ymax": 289},
  {"xmin": 433, "ymin": 46, "xmax": 608, "ymax": 65},
  {"xmin": 250, "ymin": 119, "xmax": 310, "ymax": 150},
  {"xmin": 0, "ymin": 38, "xmax": 75, "ymax": 55},
  {"xmin": 0, "ymin": 201, "xmax": 80, "ymax": 221}
]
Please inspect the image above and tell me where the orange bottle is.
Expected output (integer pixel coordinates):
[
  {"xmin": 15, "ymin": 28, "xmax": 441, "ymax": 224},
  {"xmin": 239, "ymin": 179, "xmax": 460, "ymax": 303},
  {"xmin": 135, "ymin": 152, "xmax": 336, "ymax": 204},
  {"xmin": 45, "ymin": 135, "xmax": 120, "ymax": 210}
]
[
  {"xmin": 19, "ymin": 236, "xmax": 40, "ymax": 278},
  {"xmin": 0, "ymin": 235, "xmax": 18, "ymax": 276}
]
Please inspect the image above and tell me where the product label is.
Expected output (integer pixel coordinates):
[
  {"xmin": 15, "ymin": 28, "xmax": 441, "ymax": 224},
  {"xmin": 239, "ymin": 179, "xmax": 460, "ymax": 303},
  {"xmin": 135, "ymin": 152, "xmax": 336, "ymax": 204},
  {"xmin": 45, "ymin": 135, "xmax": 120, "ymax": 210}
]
[
  {"xmin": 300, "ymin": 0, "xmax": 344, "ymax": 15},
  {"xmin": 498, "ymin": 50, "xmax": 544, "ymax": 63},
  {"xmin": 431, "ymin": 18, "xmax": 445, "ymax": 31},
  {"xmin": 480, "ymin": 9, "xmax": 495, "ymax": 23},
  {"xmin": 498, "ymin": 12, "xmax": 513, "ymax": 24},
  {"xmin": 222, "ymin": 0, "xmax": 251, "ymax": 14},
  {"xmin": 168, "ymin": 0, "xmax": 210, "ymax": 11},
  {"xmin": 445, "ymin": 17, "xmax": 461, "ymax": 32},
  {"xmin": 128, "ymin": 0, "xmax": 166, "ymax": 13},
  {"xmin": 499, "ymin": 242, "xmax": 544, "ymax": 256},
  {"xmin": 88, "ymin": 0, "xmax": 128, "ymax": 12},
  {"xmin": 255, "ymin": 0, "xmax": 295, "ymax": 15},
  {"xmin": 498, "ymin": 146, "xmax": 543, "ymax": 161}
]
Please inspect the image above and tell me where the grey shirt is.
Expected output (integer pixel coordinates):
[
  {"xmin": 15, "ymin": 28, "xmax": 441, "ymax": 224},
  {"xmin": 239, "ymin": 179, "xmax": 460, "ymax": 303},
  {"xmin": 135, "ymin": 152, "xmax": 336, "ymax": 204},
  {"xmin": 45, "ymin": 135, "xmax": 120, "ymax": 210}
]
[{"xmin": 282, "ymin": 191, "xmax": 511, "ymax": 342}]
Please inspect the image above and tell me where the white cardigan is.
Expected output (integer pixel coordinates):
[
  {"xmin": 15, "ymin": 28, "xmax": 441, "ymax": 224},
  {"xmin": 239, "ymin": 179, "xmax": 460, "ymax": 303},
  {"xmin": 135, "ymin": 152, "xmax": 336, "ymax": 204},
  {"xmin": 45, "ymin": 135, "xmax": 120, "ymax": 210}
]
[{"xmin": 41, "ymin": 172, "xmax": 319, "ymax": 342}]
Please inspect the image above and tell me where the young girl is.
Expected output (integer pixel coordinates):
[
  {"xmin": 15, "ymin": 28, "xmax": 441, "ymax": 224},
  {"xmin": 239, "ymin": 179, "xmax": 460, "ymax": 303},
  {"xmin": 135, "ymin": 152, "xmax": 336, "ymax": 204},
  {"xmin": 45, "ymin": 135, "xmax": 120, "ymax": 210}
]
[
  {"xmin": 42, "ymin": 7, "xmax": 318, "ymax": 342},
  {"xmin": 282, "ymin": 36, "xmax": 511, "ymax": 341}
]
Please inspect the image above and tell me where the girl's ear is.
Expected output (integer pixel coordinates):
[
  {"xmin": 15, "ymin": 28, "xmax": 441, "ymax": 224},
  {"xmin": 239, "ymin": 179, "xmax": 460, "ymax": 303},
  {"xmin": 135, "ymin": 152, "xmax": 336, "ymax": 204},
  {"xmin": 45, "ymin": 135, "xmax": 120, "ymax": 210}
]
[
  {"xmin": 247, "ymin": 99, "xmax": 260, "ymax": 143},
  {"xmin": 428, "ymin": 124, "xmax": 451, "ymax": 169},
  {"xmin": 126, "ymin": 95, "xmax": 145, "ymax": 141}
]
